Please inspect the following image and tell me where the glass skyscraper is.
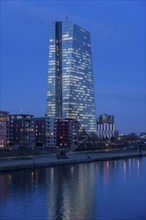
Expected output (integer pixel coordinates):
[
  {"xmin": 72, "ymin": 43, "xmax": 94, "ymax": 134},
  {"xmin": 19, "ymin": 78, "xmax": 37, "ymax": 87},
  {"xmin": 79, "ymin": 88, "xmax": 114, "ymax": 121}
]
[{"xmin": 46, "ymin": 21, "xmax": 97, "ymax": 133}]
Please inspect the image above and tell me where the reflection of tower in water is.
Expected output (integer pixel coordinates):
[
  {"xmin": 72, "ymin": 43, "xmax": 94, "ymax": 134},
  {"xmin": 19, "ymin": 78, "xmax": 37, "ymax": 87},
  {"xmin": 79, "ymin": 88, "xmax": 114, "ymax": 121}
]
[
  {"xmin": 0, "ymin": 174, "xmax": 11, "ymax": 201},
  {"xmin": 46, "ymin": 164, "xmax": 97, "ymax": 220}
]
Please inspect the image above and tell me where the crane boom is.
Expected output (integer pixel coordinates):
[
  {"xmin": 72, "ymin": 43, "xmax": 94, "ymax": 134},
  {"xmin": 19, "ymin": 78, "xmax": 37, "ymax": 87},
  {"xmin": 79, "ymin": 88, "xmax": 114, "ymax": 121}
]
[{"xmin": 66, "ymin": 138, "xmax": 87, "ymax": 155}]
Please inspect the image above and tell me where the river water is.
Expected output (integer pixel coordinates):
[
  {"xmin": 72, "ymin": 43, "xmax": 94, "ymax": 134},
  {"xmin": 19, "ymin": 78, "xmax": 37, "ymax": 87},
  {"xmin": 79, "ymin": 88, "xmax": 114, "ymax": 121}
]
[{"xmin": 0, "ymin": 157, "xmax": 146, "ymax": 220}]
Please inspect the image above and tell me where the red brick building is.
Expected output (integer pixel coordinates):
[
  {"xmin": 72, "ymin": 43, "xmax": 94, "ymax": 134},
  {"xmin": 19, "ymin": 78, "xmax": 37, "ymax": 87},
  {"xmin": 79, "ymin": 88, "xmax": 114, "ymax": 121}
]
[
  {"xmin": 56, "ymin": 118, "xmax": 79, "ymax": 148},
  {"xmin": 45, "ymin": 117, "xmax": 79, "ymax": 148}
]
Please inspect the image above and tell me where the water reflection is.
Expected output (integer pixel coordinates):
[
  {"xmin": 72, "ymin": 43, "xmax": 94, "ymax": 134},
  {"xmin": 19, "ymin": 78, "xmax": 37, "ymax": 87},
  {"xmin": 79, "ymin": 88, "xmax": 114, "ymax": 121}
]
[
  {"xmin": 31, "ymin": 170, "xmax": 38, "ymax": 184},
  {"xmin": 0, "ymin": 157, "xmax": 145, "ymax": 220},
  {"xmin": 103, "ymin": 161, "xmax": 109, "ymax": 186},
  {"xmin": 0, "ymin": 174, "xmax": 11, "ymax": 201},
  {"xmin": 46, "ymin": 164, "xmax": 97, "ymax": 220}
]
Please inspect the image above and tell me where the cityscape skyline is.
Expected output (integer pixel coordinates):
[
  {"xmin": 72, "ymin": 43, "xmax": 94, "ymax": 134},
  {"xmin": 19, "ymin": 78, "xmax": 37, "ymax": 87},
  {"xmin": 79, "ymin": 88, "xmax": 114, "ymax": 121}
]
[{"xmin": 1, "ymin": 1, "xmax": 145, "ymax": 134}]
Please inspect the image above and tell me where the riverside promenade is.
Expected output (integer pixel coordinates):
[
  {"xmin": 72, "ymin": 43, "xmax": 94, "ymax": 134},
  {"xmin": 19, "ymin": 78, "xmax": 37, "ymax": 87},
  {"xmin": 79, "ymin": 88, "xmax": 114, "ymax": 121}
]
[{"xmin": 0, "ymin": 150, "xmax": 146, "ymax": 172}]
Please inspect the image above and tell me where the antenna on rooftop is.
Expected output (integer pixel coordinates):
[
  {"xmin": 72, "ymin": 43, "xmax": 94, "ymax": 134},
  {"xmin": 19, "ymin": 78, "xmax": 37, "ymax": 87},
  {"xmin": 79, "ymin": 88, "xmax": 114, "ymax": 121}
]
[{"xmin": 66, "ymin": 10, "xmax": 69, "ymax": 22}]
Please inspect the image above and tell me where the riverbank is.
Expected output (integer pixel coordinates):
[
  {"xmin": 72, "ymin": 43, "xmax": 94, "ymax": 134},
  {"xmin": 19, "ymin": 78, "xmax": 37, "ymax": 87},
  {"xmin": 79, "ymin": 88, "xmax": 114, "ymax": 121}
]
[{"xmin": 0, "ymin": 150, "xmax": 146, "ymax": 172}]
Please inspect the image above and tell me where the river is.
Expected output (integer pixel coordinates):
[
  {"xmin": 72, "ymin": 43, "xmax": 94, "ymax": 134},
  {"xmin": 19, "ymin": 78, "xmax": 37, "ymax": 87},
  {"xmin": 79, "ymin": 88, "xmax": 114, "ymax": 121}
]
[{"xmin": 0, "ymin": 157, "xmax": 146, "ymax": 220}]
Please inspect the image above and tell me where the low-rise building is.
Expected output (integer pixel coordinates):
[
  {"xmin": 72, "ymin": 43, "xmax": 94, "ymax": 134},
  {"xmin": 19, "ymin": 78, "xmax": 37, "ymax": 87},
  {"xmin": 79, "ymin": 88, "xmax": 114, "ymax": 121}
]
[
  {"xmin": 45, "ymin": 117, "xmax": 79, "ymax": 148},
  {"xmin": 34, "ymin": 117, "xmax": 46, "ymax": 146},
  {"xmin": 0, "ymin": 111, "xmax": 10, "ymax": 148},
  {"xmin": 56, "ymin": 118, "xmax": 79, "ymax": 148},
  {"xmin": 97, "ymin": 114, "xmax": 118, "ymax": 139},
  {"xmin": 45, "ymin": 117, "xmax": 56, "ymax": 148},
  {"xmin": 10, "ymin": 114, "xmax": 35, "ymax": 147}
]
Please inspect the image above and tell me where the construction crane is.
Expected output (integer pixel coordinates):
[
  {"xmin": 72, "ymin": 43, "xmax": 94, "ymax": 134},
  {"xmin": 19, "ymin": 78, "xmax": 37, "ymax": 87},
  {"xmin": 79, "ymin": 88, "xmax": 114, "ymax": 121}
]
[
  {"xmin": 56, "ymin": 138, "xmax": 87, "ymax": 159},
  {"xmin": 67, "ymin": 138, "xmax": 87, "ymax": 155}
]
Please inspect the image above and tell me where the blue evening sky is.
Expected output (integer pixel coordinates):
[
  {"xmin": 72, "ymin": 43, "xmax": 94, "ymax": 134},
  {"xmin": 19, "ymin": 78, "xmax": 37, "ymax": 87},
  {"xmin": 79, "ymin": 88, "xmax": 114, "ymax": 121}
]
[{"xmin": 1, "ymin": 0, "xmax": 145, "ymax": 134}]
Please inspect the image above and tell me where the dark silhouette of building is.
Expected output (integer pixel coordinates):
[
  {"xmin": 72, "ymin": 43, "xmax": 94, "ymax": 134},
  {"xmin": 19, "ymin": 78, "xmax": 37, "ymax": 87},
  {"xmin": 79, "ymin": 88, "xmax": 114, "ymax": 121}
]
[{"xmin": 10, "ymin": 114, "xmax": 35, "ymax": 147}]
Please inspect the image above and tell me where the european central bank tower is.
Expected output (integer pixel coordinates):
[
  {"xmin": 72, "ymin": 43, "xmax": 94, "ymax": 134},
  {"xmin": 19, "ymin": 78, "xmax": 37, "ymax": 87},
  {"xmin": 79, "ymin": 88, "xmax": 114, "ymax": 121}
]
[{"xmin": 46, "ymin": 21, "xmax": 97, "ymax": 133}]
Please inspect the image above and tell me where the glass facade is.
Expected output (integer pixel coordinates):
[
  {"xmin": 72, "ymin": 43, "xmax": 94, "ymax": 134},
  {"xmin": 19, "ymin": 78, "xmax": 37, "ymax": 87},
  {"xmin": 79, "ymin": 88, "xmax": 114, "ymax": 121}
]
[{"xmin": 46, "ymin": 21, "xmax": 97, "ymax": 133}]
